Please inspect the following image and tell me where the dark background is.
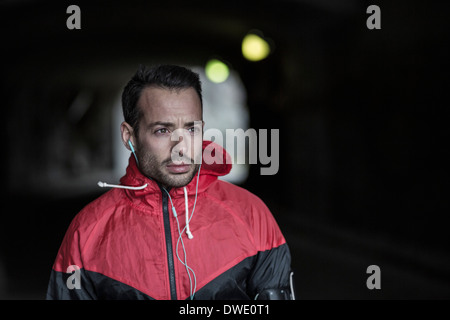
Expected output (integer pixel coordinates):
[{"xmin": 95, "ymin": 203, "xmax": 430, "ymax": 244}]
[{"xmin": 0, "ymin": 0, "xmax": 449, "ymax": 299}]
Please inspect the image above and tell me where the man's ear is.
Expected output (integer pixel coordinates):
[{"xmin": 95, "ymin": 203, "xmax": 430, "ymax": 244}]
[{"xmin": 120, "ymin": 121, "xmax": 136, "ymax": 151}]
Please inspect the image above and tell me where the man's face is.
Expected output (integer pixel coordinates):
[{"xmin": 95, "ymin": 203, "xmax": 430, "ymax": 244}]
[{"xmin": 134, "ymin": 86, "xmax": 203, "ymax": 188}]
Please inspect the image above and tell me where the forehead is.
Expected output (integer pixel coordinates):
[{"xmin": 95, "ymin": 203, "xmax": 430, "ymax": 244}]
[{"xmin": 137, "ymin": 86, "xmax": 202, "ymax": 122}]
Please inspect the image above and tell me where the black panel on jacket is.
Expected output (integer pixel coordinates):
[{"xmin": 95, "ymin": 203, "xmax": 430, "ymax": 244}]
[
  {"xmin": 46, "ymin": 268, "xmax": 155, "ymax": 300},
  {"xmin": 46, "ymin": 243, "xmax": 291, "ymax": 300}
]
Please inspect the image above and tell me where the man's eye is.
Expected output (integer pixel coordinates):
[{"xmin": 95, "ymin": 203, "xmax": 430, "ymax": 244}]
[
  {"xmin": 188, "ymin": 126, "xmax": 201, "ymax": 134},
  {"xmin": 155, "ymin": 128, "xmax": 169, "ymax": 134}
]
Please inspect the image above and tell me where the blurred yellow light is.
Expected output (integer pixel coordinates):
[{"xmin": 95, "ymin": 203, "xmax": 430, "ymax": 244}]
[
  {"xmin": 205, "ymin": 59, "xmax": 230, "ymax": 83},
  {"xmin": 242, "ymin": 33, "xmax": 270, "ymax": 61}
]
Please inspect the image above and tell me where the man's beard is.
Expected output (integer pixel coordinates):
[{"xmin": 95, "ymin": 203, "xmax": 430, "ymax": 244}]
[{"xmin": 137, "ymin": 149, "xmax": 199, "ymax": 189}]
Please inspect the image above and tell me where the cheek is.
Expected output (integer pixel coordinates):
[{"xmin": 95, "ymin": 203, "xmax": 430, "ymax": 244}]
[{"xmin": 139, "ymin": 135, "xmax": 171, "ymax": 159}]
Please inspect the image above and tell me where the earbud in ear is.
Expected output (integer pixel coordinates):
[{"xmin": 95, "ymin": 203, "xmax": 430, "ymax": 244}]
[
  {"xmin": 128, "ymin": 140, "xmax": 139, "ymax": 165},
  {"xmin": 128, "ymin": 140, "xmax": 136, "ymax": 153}
]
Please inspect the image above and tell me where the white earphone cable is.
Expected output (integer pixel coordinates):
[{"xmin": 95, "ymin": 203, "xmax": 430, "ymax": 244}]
[
  {"xmin": 97, "ymin": 181, "xmax": 148, "ymax": 190},
  {"xmin": 162, "ymin": 165, "xmax": 201, "ymax": 299}
]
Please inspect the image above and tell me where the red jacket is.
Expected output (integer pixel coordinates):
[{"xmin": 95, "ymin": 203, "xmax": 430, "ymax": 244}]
[{"xmin": 47, "ymin": 141, "xmax": 292, "ymax": 300}]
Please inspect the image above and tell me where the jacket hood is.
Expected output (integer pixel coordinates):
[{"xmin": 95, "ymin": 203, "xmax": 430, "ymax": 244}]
[{"xmin": 119, "ymin": 140, "xmax": 232, "ymax": 198}]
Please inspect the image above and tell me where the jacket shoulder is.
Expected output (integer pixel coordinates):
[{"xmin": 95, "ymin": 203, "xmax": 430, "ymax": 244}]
[
  {"xmin": 52, "ymin": 188, "xmax": 125, "ymax": 271},
  {"xmin": 72, "ymin": 188, "xmax": 125, "ymax": 227}
]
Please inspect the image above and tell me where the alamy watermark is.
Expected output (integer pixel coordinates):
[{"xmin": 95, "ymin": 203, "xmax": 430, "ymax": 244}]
[
  {"xmin": 366, "ymin": 265, "xmax": 381, "ymax": 290},
  {"xmin": 366, "ymin": 5, "xmax": 381, "ymax": 30},
  {"xmin": 66, "ymin": 5, "xmax": 81, "ymax": 30},
  {"xmin": 170, "ymin": 121, "xmax": 279, "ymax": 175},
  {"xmin": 66, "ymin": 265, "xmax": 81, "ymax": 290}
]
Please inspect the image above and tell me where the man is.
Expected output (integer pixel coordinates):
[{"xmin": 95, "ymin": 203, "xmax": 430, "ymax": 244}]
[{"xmin": 46, "ymin": 64, "xmax": 294, "ymax": 300}]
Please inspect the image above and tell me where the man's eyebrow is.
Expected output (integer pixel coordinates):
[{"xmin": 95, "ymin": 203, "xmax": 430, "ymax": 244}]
[
  {"xmin": 184, "ymin": 121, "xmax": 203, "ymax": 127},
  {"xmin": 147, "ymin": 120, "xmax": 202, "ymax": 128},
  {"xmin": 147, "ymin": 121, "xmax": 175, "ymax": 128}
]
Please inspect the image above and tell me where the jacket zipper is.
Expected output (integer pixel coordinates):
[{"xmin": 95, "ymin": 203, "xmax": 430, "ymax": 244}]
[{"xmin": 162, "ymin": 190, "xmax": 177, "ymax": 300}]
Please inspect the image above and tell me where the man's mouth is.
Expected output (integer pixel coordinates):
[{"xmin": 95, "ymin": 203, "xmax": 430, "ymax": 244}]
[{"xmin": 166, "ymin": 162, "xmax": 191, "ymax": 174}]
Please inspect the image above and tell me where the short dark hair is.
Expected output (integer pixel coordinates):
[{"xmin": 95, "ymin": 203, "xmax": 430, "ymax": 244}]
[{"xmin": 122, "ymin": 64, "xmax": 203, "ymax": 133}]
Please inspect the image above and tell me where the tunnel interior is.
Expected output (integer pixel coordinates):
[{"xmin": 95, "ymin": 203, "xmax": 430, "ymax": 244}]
[{"xmin": 0, "ymin": 0, "xmax": 449, "ymax": 299}]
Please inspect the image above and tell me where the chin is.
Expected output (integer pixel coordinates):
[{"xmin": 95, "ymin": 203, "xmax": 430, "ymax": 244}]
[{"xmin": 165, "ymin": 171, "xmax": 196, "ymax": 188}]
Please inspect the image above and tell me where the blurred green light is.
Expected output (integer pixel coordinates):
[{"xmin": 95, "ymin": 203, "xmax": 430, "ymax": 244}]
[
  {"xmin": 205, "ymin": 59, "xmax": 230, "ymax": 83},
  {"xmin": 242, "ymin": 33, "xmax": 270, "ymax": 61}
]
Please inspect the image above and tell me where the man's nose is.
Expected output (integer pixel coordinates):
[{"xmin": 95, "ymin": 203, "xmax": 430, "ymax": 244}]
[
  {"xmin": 171, "ymin": 129, "xmax": 190, "ymax": 158},
  {"xmin": 176, "ymin": 136, "xmax": 185, "ymax": 157}
]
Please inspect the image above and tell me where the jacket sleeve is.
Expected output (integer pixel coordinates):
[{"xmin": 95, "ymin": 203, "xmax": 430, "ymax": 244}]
[
  {"xmin": 46, "ymin": 267, "xmax": 97, "ymax": 300},
  {"xmin": 245, "ymin": 198, "xmax": 295, "ymax": 300},
  {"xmin": 247, "ymin": 243, "xmax": 294, "ymax": 300},
  {"xmin": 46, "ymin": 220, "xmax": 97, "ymax": 300}
]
